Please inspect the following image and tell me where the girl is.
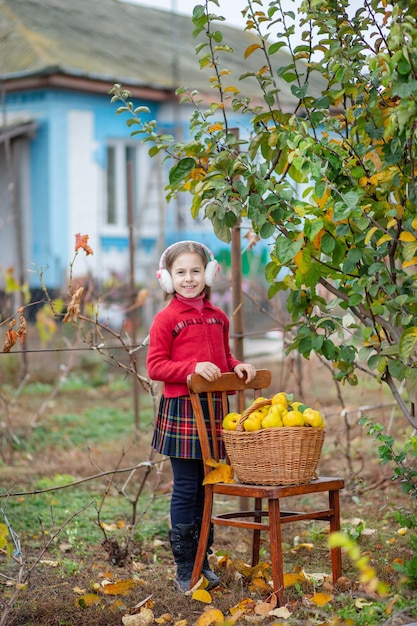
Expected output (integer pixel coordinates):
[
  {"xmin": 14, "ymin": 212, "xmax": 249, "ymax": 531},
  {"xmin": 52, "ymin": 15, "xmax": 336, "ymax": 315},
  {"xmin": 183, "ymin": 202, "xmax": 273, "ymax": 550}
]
[{"xmin": 146, "ymin": 240, "xmax": 256, "ymax": 592}]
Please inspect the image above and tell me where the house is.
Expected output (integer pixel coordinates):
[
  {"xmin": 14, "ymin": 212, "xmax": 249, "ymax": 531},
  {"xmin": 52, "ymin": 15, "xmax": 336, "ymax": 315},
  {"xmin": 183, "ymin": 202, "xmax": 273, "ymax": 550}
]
[{"xmin": 0, "ymin": 0, "xmax": 302, "ymax": 301}]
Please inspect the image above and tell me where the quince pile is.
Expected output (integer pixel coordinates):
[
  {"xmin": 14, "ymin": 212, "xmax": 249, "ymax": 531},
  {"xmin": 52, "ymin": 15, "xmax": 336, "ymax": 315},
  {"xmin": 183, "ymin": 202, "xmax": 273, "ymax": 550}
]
[{"xmin": 222, "ymin": 392, "xmax": 325, "ymax": 432}]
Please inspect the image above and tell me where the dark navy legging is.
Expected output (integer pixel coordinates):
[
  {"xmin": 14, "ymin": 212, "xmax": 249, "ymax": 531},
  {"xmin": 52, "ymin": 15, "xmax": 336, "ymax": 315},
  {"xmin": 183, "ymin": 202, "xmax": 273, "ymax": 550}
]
[{"xmin": 170, "ymin": 457, "xmax": 205, "ymax": 528}]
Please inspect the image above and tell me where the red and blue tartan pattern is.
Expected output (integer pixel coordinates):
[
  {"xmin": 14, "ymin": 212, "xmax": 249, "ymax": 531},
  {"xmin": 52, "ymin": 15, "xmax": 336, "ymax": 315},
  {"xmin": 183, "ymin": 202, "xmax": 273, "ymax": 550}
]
[{"xmin": 152, "ymin": 393, "xmax": 225, "ymax": 459}]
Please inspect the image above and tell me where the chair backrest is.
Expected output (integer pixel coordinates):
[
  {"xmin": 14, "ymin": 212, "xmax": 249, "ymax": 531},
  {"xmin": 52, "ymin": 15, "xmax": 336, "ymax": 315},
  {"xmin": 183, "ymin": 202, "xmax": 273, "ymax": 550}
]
[{"xmin": 187, "ymin": 370, "xmax": 272, "ymax": 473}]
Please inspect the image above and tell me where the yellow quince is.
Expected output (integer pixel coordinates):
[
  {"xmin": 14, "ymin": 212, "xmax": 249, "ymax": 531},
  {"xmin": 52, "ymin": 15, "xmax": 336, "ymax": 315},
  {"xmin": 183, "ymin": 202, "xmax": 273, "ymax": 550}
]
[
  {"xmin": 271, "ymin": 392, "xmax": 288, "ymax": 408},
  {"xmin": 261, "ymin": 412, "xmax": 283, "ymax": 429},
  {"xmin": 303, "ymin": 408, "xmax": 325, "ymax": 428},
  {"xmin": 283, "ymin": 410, "xmax": 305, "ymax": 427},
  {"xmin": 268, "ymin": 404, "xmax": 287, "ymax": 418},
  {"xmin": 222, "ymin": 412, "xmax": 241, "ymax": 431},
  {"xmin": 243, "ymin": 410, "xmax": 263, "ymax": 432}
]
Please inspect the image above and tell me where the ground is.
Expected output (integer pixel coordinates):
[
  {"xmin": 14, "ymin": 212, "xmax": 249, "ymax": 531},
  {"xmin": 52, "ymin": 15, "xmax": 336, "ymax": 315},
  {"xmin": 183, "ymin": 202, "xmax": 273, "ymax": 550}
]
[{"xmin": 0, "ymin": 351, "xmax": 416, "ymax": 625}]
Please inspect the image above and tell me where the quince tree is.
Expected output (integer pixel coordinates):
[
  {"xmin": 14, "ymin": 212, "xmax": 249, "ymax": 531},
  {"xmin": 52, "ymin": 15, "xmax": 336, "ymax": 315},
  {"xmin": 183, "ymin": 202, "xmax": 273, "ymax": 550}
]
[{"xmin": 111, "ymin": 0, "xmax": 417, "ymax": 431}]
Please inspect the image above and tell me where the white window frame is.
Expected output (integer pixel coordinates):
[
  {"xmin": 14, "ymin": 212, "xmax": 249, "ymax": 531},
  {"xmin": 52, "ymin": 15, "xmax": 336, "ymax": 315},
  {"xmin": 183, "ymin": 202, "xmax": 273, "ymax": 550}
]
[{"xmin": 103, "ymin": 141, "xmax": 142, "ymax": 235}]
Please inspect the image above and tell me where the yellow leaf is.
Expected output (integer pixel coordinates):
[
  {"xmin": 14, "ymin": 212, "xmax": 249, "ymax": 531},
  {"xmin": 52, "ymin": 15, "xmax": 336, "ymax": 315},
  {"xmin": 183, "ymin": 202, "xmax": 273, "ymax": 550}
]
[
  {"xmin": 311, "ymin": 592, "xmax": 333, "ymax": 606},
  {"xmin": 412, "ymin": 217, "xmax": 417, "ymax": 229},
  {"xmin": 403, "ymin": 258, "xmax": 417, "ymax": 268},
  {"xmin": 184, "ymin": 574, "xmax": 207, "ymax": 596},
  {"xmin": 208, "ymin": 123, "xmax": 223, "ymax": 132},
  {"xmin": 229, "ymin": 598, "xmax": 255, "ymax": 615},
  {"xmin": 291, "ymin": 542, "xmax": 314, "ymax": 551},
  {"xmin": 102, "ymin": 579, "xmax": 136, "ymax": 595},
  {"xmin": 249, "ymin": 577, "xmax": 272, "ymax": 592},
  {"xmin": 376, "ymin": 233, "xmax": 392, "ymax": 246},
  {"xmin": 0, "ymin": 523, "xmax": 9, "ymax": 550},
  {"xmin": 192, "ymin": 589, "xmax": 212, "ymax": 604},
  {"xmin": 155, "ymin": 614, "xmax": 174, "ymax": 624},
  {"xmin": 174, "ymin": 621, "xmax": 188, "ymax": 626},
  {"xmin": 244, "ymin": 43, "xmax": 262, "ymax": 58},
  {"xmin": 194, "ymin": 608, "xmax": 224, "ymax": 625},
  {"xmin": 202, "ymin": 460, "xmax": 234, "ymax": 484},
  {"xmin": 364, "ymin": 226, "xmax": 378, "ymax": 245},
  {"xmin": 224, "ymin": 86, "xmax": 240, "ymax": 93},
  {"xmin": 75, "ymin": 593, "xmax": 101, "ymax": 608},
  {"xmin": 399, "ymin": 231, "xmax": 416, "ymax": 242},
  {"xmin": 283, "ymin": 571, "xmax": 305, "ymax": 587}
]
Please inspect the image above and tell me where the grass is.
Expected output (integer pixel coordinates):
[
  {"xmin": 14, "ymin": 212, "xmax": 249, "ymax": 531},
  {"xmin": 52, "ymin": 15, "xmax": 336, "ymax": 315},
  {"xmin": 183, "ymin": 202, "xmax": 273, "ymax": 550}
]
[{"xmin": 1, "ymin": 356, "xmax": 417, "ymax": 625}]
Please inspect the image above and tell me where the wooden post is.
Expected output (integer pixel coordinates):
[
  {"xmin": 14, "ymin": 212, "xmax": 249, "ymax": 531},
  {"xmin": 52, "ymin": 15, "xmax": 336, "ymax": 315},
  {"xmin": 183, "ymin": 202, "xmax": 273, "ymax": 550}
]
[
  {"xmin": 230, "ymin": 128, "xmax": 244, "ymax": 362},
  {"xmin": 127, "ymin": 161, "xmax": 140, "ymax": 430}
]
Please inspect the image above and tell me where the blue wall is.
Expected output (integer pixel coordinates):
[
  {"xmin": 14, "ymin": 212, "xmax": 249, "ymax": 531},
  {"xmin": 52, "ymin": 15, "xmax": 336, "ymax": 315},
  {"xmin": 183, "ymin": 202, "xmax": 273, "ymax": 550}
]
[{"xmin": 6, "ymin": 88, "xmax": 158, "ymax": 288}]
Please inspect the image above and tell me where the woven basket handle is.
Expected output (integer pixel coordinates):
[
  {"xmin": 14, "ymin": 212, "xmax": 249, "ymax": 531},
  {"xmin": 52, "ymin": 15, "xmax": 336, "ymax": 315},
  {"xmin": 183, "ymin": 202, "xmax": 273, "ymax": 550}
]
[{"xmin": 236, "ymin": 399, "xmax": 272, "ymax": 432}]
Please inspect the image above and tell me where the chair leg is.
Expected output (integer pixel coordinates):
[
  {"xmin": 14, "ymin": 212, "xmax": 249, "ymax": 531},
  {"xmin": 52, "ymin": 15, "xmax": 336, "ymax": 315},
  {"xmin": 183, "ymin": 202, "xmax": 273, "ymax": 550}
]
[
  {"xmin": 268, "ymin": 498, "xmax": 285, "ymax": 606},
  {"xmin": 251, "ymin": 497, "xmax": 263, "ymax": 567},
  {"xmin": 329, "ymin": 489, "xmax": 342, "ymax": 583},
  {"xmin": 190, "ymin": 487, "xmax": 213, "ymax": 589}
]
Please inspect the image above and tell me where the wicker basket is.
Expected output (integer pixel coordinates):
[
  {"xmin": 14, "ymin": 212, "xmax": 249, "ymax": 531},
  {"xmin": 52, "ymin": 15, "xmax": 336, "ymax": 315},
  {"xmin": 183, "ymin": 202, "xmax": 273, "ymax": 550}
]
[{"xmin": 222, "ymin": 399, "xmax": 325, "ymax": 485}]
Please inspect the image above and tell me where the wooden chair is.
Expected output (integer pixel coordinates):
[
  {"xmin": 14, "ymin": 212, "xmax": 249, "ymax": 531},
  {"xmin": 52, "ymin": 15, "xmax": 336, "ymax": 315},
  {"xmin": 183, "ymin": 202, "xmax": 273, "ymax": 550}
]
[{"xmin": 187, "ymin": 369, "xmax": 344, "ymax": 605}]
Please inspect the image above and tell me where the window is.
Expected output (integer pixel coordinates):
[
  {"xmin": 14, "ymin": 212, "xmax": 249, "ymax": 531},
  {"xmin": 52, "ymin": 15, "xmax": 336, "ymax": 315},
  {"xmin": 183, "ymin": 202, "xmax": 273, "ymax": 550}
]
[{"xmin": 105, "ymin": 143, "xmax": 139, "ymax": 229}]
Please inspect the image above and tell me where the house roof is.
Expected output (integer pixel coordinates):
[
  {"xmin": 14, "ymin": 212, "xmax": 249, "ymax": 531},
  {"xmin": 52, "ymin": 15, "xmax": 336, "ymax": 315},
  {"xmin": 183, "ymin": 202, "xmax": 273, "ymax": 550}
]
[{"xmin": 0, "ymin": 0, "xmax": 316, "ymax": 108}]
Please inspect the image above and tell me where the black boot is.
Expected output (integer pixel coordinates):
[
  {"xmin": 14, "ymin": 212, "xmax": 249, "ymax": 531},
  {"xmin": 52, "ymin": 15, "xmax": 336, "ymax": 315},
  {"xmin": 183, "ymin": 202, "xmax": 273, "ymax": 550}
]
[
  {"xmin": 169, "ymin": 523, "xmax": 198, "ymax": 592},
  {"xmin": 195, "ymin": 520, "xmax": 221, "ymax": 589}
]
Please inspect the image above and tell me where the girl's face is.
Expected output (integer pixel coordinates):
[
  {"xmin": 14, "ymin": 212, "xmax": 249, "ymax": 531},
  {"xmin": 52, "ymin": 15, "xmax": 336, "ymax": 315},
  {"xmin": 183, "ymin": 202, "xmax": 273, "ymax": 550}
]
[{"xmin": 170, "ymin": 251, "xmax": 206, "ymax": 298}]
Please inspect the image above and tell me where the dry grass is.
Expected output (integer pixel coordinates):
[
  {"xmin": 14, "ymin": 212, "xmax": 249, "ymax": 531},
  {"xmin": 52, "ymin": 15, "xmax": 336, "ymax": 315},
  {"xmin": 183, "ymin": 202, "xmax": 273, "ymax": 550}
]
[{"xmin": 1, "ymin": 353, "xmax": 416, "ymax": 625}]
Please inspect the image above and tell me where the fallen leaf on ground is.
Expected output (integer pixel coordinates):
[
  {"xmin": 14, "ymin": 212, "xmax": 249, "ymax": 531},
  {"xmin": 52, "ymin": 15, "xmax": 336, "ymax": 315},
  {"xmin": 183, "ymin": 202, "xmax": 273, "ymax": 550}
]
[
  {"xmin": 302, "ymin": 571, "xmax": 328, "ymax": 585},
  {"xmin": 269, "ymin": 605, "xmax": 292, "ymax": 619},
  {"xmin": 75, "ymin": 593, "xmax": 101, "ymax": 608},
  {"xmin": 229, "ymin": 598, "xmax": 255, "ymax": 616},
  {"xmin": 131, "ymin": 595, "xmax": 154, "ymax": 611},
  {"xmin": 122, "ymin": 609, "xmax": 154, "ymax": 626},
  {"xmin": 192, "ymin": 589, "xmax": 212, "ymax": 603},
  {"xmin": 155, "ymin": 614, "xmax": 174, "ymax": 624},
  {"xmin": 311, "ymin": 592, "xmax": 333, "ymax": 606},
  {"xmin": 194, "ymin": 607, "xmax": 224, "ymax": 625},
  {"xmin": 355, "ymin": 598, "xmax": 374, "ymax": 608},
  {"xmin": 254, "ymin": 594, "xmax": 277, "ymax": 616},
  {"xmin": 102, "ymin": 579, "xmax": 136, "ymax": 595},
  {"xmin": 185, "ymin": 574, "xmax": 207, "ymax": 595},
  {"xmin": 291, "ymin": 542, "xmax": 314, "ymax": 551},
  {"xmin": 283, "ymin": 571, "xmax": 305, "ymax": 587}
]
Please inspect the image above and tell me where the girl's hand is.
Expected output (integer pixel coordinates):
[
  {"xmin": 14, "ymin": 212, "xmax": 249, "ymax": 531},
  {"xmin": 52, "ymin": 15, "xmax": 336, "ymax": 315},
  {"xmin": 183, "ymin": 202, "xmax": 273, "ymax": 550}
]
[
  {"xmin": 234, "ymin": 363, "xmax": 257, "ymax": 383},
  {"xmin": 195, "ymin": 361, "xmax": 221, "ymax": 381}
]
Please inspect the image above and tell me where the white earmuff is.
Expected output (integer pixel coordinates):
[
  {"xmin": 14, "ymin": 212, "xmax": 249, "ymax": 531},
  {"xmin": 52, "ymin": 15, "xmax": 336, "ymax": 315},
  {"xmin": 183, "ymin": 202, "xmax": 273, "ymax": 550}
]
[
  {"xmin": 156, "ymin": 241, "xmax": 220, "ymax": 293},
  {"xmin": 156, "ymin": 268, "xmax": 175, "ymax": 294}
]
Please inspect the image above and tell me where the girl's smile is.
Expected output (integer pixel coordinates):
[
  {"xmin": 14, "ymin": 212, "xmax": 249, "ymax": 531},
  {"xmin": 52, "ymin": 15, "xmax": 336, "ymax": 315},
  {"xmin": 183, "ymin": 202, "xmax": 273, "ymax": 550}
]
[{"xmin": 170, "ymin": 252, "xmax": 206, "ymax": 298}]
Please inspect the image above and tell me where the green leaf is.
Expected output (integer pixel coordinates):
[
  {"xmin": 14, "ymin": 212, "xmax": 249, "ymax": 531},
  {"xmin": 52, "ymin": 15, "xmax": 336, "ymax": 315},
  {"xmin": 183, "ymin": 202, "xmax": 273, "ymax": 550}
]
[
  {"xmin": 405, "ymin": 367, "xmax": 417, "ymax": 405},
  {"xmin": 291, "ymin": 82, "xmax": 309, "ymax": 99},
  {"xmin": 168, "ymin": 158, "xmax": 196, "ymax": 187},
  {"xmin": 268, "ymin": 41, "xmax": 286, "ymax": 54},
  {"xmin": 275, "ymin": 237, "xmax": 303, "ymax": 265},
  {"xmin": 399, "ymin": 327, "xmax": 417, "ymax": 362}
]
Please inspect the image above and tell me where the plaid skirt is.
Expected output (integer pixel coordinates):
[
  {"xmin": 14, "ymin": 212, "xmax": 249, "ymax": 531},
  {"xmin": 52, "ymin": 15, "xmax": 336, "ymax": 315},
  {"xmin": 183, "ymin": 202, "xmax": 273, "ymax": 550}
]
[{"xmin": 151, "ymin": 393, "xmax": 226, "ymax": 459}]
